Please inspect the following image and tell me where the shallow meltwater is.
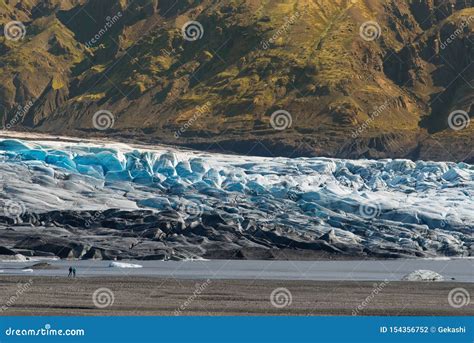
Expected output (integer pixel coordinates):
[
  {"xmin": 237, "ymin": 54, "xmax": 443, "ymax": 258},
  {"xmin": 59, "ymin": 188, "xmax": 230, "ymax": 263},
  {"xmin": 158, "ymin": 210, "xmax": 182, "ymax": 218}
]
[{"xmin": 0, "ymin": 259, "xmax": 472, "ymax": 282}]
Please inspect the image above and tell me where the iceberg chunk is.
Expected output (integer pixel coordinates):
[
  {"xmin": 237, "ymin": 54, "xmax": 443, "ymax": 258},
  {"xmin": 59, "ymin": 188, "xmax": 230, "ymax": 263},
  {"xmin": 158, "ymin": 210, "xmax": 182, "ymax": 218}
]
[
  {"xmin": 402, "ymin": 270, "xmax": 444, "ymax": 282},
  {"xmin": 109, "ymin": 262, "xmax": 143, "ymax": 268}
]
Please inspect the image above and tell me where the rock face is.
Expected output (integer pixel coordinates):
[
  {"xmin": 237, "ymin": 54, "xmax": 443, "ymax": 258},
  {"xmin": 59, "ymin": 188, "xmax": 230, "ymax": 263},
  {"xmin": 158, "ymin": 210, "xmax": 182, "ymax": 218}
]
[
  {"xmin": 0, "ymin": 0, "xmax": 472, "ymax": 161},
  {"xmin": 0, "ymin": 137, "xmax": 472, "ymax": 261},
  {"xmin": 0, "ymin": 246, "xmax": 16, "ymax": 255}
]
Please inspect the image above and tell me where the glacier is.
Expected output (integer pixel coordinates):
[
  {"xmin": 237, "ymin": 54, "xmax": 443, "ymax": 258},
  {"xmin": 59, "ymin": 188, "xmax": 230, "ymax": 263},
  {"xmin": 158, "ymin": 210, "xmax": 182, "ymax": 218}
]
[{"xmin": 0, "ymin": 134, "xmax": 472, "ymax": 260}]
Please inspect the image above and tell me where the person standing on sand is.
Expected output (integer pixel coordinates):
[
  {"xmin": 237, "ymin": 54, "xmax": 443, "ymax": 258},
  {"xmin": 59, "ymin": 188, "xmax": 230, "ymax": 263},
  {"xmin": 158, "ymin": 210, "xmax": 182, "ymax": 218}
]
[
  {"xmin": 72, "ymin": 267, "xmax": 76, "ymax": 278},
  {"xmin": 68, "ymin": 267, "xmax": 73, "ymax": 277}
]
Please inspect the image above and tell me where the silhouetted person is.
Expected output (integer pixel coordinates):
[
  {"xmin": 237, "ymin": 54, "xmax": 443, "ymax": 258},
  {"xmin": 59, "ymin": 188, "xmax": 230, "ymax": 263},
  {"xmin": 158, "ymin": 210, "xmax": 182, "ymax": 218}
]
[
  {"xmin": 68, "ymin": 267, "xmax": 73, "ymax": 277},
  {"xmin": 72, "ymin": 268, "xmax": 76, "ymax": 278}
]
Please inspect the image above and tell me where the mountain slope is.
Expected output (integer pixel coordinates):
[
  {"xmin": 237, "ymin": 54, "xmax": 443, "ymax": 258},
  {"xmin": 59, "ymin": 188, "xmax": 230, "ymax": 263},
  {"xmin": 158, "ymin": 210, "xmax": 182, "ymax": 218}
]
[{"xmin": 0, "ymin": 0, "xmax": 473, "ymax": 161}]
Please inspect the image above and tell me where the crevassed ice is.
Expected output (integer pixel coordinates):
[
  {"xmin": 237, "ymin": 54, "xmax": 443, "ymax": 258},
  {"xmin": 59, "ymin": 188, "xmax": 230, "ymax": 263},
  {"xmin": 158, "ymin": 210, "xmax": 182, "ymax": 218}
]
[{"xmin": 0, "ymin": 138, "xmax": 472, "ymax": 257}]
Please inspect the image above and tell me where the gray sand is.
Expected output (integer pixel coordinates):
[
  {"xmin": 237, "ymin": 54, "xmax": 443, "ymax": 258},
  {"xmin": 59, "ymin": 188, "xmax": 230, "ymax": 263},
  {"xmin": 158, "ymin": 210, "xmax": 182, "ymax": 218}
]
[{"xmin": 0, "ymin": 276, "xmax": 472, "ymax": 316}]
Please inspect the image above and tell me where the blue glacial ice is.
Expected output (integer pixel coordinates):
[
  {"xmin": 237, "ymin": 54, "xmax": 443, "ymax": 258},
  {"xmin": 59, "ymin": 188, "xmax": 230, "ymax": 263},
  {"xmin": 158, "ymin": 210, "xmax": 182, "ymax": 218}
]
[{"xmin": 0, "ymin": 137, "xmax": 472, "ymax": 258}]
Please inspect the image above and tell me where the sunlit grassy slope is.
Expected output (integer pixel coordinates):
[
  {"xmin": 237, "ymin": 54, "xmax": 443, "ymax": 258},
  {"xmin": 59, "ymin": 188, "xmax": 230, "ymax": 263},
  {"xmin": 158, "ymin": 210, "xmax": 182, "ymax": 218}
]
[{"xmin": 0, "ymin": 0, "xmax": 472, "ymax": 160}]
